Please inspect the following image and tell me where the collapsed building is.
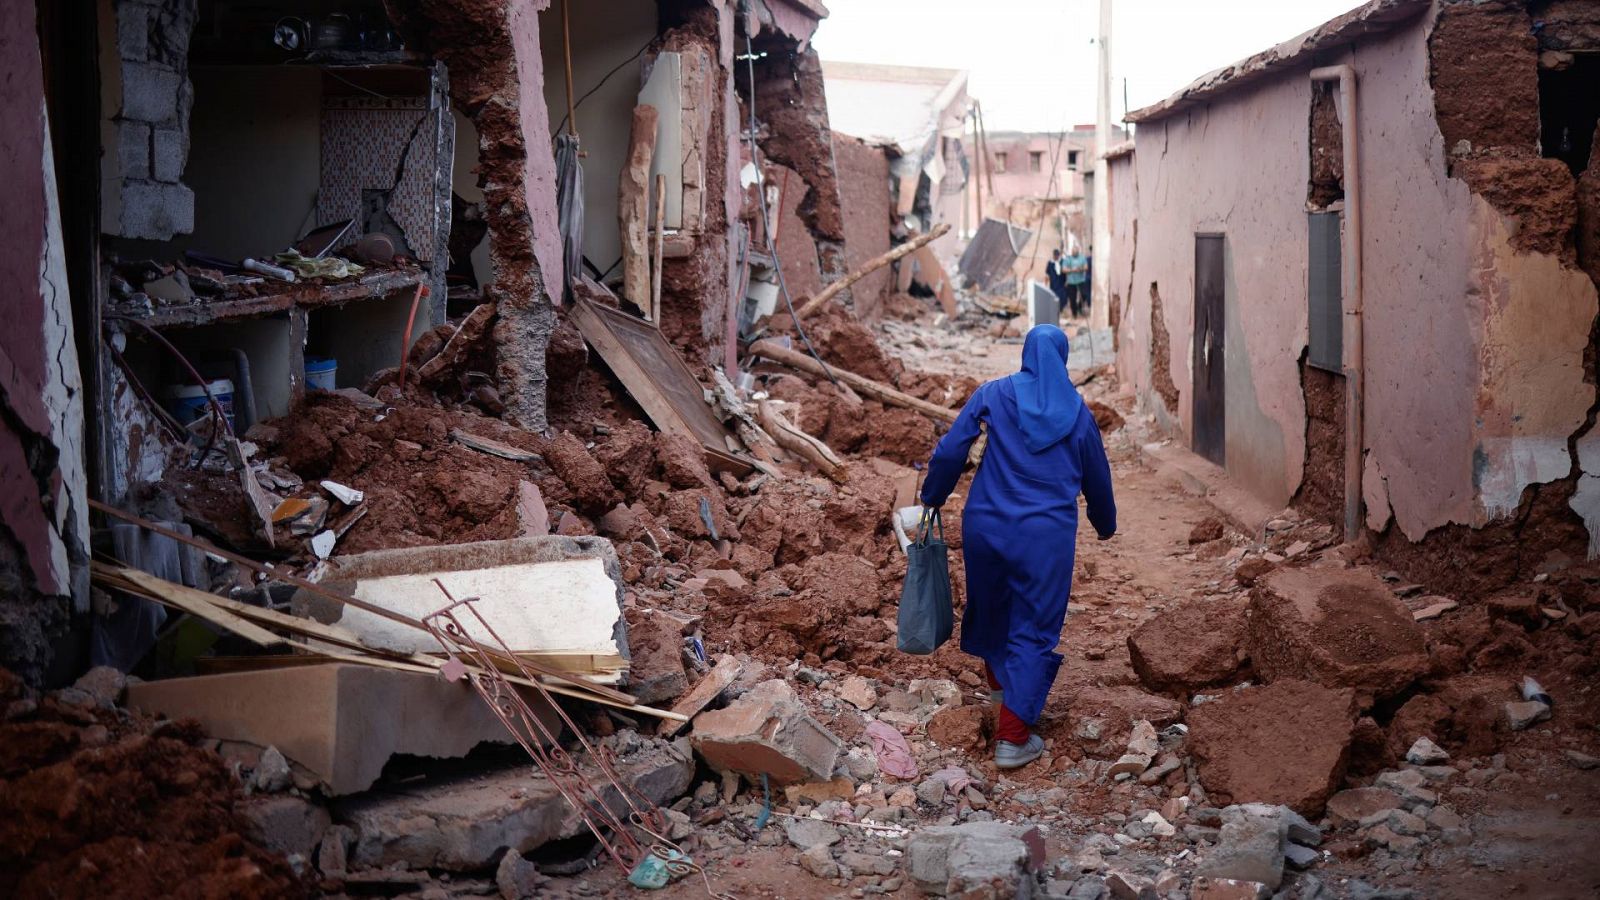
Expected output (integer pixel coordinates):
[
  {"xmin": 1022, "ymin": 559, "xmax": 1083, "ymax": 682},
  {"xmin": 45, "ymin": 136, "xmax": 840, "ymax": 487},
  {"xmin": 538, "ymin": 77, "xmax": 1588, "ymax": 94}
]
[{"xmin": 1106, "ymin": 0, "xmax": 1600, "ymax": 590}]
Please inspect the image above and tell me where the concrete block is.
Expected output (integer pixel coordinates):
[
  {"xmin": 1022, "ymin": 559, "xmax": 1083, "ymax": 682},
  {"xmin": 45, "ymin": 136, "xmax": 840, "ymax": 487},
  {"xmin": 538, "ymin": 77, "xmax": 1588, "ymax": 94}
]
[
  {"xmin": 126, "ymin": 663, "xmax": 557, "ymax": 795},
  {"xmin": 117, "ymin": 3, "xmax": 149, "ymax": 61},
  {"xmin": 120, "ymin": 61, "xmax": 180, "ymax": 122},
  {"xmin": 305, "ymin": 537, "xmax": 626, "ymax": 667},
  {"xmin": 152, "ymin": 126, "xmax": 186, "ymax": 183},
  {"xmin": 904, "ymin": 821, "xmax": 1045, "ymax": 897},
  {"xmin": 116, "ymin": 122, "xmax": 150, "ymax": 180},
  {"xmin": 690, "ymin": 679, "xmax": 842, "ymax": 785},
  {"xmin": 336, "ymin": 743, "xmax": 692, "ymax": 871},
  {"xmin": 241, "ymin": 795, "xmax": 331, "ymax": 859},
  {"xmin": 117, "ymin": 180, "xmax": 192, "ymax": 240}
]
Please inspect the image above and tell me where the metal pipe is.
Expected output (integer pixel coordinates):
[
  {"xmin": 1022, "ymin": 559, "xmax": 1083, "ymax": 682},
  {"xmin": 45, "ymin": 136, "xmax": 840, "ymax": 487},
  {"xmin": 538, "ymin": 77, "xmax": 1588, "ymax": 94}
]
[
  {"xmin": 229, "ymin": 348, "xmax": 257, "ymax": 434},
  {"xmin": 1311, "ymin": 64, "xmax": 1364, "ymax": 541}
]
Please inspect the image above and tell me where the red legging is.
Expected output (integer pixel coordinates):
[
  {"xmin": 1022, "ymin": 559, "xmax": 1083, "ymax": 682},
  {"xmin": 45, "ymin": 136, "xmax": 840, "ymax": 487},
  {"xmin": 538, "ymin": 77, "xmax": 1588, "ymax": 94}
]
[{"xmin": 985, "ymin": 664, "xmax": 1031, "ymax": 744}]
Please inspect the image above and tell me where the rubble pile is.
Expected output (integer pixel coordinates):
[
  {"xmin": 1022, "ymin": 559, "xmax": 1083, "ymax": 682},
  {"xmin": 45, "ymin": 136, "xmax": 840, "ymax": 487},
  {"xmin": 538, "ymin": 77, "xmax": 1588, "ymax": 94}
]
[{"xmin": 0, "ymin": 666, "xmax": 305, "ymax": 898}]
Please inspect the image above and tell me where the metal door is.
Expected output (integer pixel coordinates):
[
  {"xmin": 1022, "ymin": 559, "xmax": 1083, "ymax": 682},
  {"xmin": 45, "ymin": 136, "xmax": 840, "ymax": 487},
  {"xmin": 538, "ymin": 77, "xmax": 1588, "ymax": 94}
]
[{"xmin": 1193, "ymin": 234, "xmax": 1226, "ymax": 465}]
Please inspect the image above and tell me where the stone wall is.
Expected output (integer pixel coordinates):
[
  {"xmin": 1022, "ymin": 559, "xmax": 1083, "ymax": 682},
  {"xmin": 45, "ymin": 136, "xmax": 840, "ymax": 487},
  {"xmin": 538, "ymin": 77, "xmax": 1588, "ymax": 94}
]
[{"xmin": 102, "ymin": 0, "xmax": 196, "ymax": 240}]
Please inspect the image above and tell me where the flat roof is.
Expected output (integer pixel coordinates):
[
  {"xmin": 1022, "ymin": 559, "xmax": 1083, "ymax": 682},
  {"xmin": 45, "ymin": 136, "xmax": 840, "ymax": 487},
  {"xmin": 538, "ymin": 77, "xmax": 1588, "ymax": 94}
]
[{"xmin": 1126, "ymin": 0, "xmax": 1430, "ymax": 124}]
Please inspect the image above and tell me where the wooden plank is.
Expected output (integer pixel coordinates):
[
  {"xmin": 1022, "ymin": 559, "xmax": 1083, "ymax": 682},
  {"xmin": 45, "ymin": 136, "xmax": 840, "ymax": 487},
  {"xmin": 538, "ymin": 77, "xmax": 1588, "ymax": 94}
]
[
  {"xmin": 620, "ymin": 104, "xmax": 659, "ymax": 311},
  {"xmin": 796, "ymin": 225, "xmax": 950, "ymax": 319},
  {"xmin": 91, "ymin": 563, "xmax": 290, "ymax": 649},
  {"xmin": 569, "ymin": 296, "xmax": 754, "ymax": 475},
  {"xmin": 664, "ymin": 654, "xmax": 743, "ymax": 736},
  {"xmin": 450, "ymin": 428, "xmax": 541, "ymax": 463}
]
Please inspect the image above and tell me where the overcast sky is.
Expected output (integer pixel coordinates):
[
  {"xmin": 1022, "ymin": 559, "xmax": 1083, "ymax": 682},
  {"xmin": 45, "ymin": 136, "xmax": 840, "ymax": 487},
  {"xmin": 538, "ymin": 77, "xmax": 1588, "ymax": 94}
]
[{"xmin": 811, "ymin": 0, "xmax": 1367, "ymax": 132}]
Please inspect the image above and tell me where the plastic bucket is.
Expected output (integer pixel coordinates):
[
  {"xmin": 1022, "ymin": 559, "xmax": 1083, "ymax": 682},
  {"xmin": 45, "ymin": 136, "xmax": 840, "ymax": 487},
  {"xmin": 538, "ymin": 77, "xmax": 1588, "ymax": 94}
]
[
  {"xmin": 305, "ymin": 357, "xmax": 337, "ymax": 391},
  {"xmin": 164, "ymin": 379, "xmax": 234, "ymax": 429}
]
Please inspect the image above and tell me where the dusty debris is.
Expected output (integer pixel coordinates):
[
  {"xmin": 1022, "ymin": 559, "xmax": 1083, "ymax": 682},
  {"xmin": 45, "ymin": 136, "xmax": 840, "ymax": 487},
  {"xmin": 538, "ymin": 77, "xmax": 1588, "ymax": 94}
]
[
  {"xmin": 1188, "ymin": 680, "xmax": 1358, "ymax": 816},
  {"xmin": 690, "ymin": 679, "xmax": 843, "ymax": 784}
]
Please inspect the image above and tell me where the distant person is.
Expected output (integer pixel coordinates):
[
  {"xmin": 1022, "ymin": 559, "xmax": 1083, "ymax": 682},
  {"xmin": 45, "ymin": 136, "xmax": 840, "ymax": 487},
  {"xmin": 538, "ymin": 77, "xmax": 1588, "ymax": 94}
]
[
  {"xmin": 1062, "ymin": 248, "xmax": 1089, "ymax": 318},
  {"xmin": 1045, "ymin": 249, "xmax": 1069, "ymax": 321}
]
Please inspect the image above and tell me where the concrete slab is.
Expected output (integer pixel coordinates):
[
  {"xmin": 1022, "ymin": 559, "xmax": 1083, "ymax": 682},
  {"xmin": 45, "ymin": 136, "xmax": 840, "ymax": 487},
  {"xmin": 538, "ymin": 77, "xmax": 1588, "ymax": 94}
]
[
  {"xmin": 301, "ymin": 537, "xmax": 627, "ymax": 667},
  {"xmin": 335, "ymin": 741, "xmax": 694, "ymax": 871},
  {"xmin": 126, "ymin": 663, "xmax": 559, "ymax": 795}
]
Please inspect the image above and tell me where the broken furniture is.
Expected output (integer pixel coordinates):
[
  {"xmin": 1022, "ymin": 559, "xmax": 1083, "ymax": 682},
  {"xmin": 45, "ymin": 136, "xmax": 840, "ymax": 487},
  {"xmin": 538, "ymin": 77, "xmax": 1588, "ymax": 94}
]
[{"xmin": 569, "ymin": 294, "xmax": 756, "ymax": 475}]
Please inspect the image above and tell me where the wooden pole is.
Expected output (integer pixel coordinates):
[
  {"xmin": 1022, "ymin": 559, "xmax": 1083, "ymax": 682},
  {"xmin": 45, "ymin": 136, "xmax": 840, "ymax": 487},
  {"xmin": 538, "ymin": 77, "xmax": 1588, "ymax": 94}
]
[
  {"xmin": 619, "ymin": 105, "xmax": 658, "ymax": 311},
  {"xmin": 757, "ymin": 400, "xmax": 847, "ymax": 482},
  {"xmin": 748, "ymin": 339, "xmax": 958, "ymax": 423},
  {"xmin": 652, "ymin": 172, "xmax": 666, "ymax": 325},
  {"xmin": 561, "ymin": 0, "xmax": 577, "ymax": 140},
  {"xmin": 795, "ymin": 223, "xmax": 951, "ymax": 320}
]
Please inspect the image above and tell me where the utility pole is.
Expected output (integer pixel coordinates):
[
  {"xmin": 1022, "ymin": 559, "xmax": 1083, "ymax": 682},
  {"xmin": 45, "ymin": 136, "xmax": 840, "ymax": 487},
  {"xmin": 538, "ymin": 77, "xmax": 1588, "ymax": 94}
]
[{"xmin": 1090, "ymin": 0, "xmax": 1113, "ymax": 331}]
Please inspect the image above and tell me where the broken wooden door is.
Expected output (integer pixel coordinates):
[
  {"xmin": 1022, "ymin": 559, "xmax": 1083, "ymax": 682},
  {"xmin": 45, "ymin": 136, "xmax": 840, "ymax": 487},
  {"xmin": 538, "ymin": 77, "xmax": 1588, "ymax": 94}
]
[{"xmin": 1193, "ymin": 234, "xmax": 1226, "ymax": 466}]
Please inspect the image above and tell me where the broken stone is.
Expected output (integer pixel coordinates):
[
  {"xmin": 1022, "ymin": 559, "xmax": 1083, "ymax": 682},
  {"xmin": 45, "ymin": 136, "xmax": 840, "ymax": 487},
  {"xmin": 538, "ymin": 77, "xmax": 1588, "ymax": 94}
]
[
  {"xmin": 840, "ymin": 850, "xmax": 896, "ymax": 877},
  {"xmin": 904, "ymin": 821, "xmax": 1045, "ymax": 897},
  {"xmin": 691, "ymin": 679, "xmax": 843, "ymax": 784},
  {"xmin": 253, "ymin": 745, "xmax": 292, "ymax": 793},
  {"xmin": 1142, "ymin": 811, "xmax": 1176, "ymax": 838},
  {"xmin": 1194, "ymin": 814, "xmax": 1286, "ymax": 890},
  {"xmin": 1138, "ymin": 756, "xmax": 1182, "ymax": 785},
  {"xmin": 72, "ymin": 666, "xmax": 127, "ymax": 708},
  {"xmin": 1189, "ymin": 516, "xmax": 1226, "ymax": 544},
  {"xmin": 1504, "ymin": 699, "xmax": 1551, "ymax": 731},
  {"xmin": 1386, "ymin": 808, "xmax": 1428, "ymax": 836},
  {"xmin": 1109, "ymin": 753, "xmax": 1152, "ymax": 777},
  {"xmin": 799, "ymin": 844, "xmax": 840, "ymax": 879},
  {"xmin": 784, "ymin": 817, "xmax": 842, "ymax": 851},
  {"xmin": 837, "ymin": 675, "xmax": 878, "ymax": 710},
  {"xmin": 926, "ymin": 704, "xmax": 988, "ymax": 752},
  {"xmin": 1187, "ymin": 680, "xmax": 1356, "ymax": 816},
  {"xmin": 1105, "ymin": 870, "xmax": 1156, "ymax": 900},
  {"xmin": 1284, "ymin": 843, "xmax": 1320, "ymax": 869},
  {"xmin": 1126, "ymin": 720, "xmax": 1159, "ymax": 757},
  {"xmin": 1248, "ymin": 568, "xmax": 1429, "ymax": 703},
  {"xmin": 627, "ymin": 610, "xmax": 690, "ymax": 704},
  {"xmin": 1405, "ymin": 737, "xmax": 1449, "ymax": 765},
  {"xmin": 917, "ymin": 778, "xmax": 948, "ymax": 807},
  {"xmin": 1425, "ymin": 805, "xmax": 1465, "ymax": 831},
  {"xmin": 1126, "ymin": 600, "xmax": 1248, "ymax": 694},
  {"xmin": 1411, "ymin": 598, "xmax": 1458, "ymax": 621},
  {"xmin": 1564, "ymin": 749, "xmax": 1600, "ymax": 770},
  {"xmin": 240, "ymin": 795, "xmax": 331, "ymax": 859},
  {"xmin": 495, "ymin": 851, "xmax": 549, "ymax": 899},
  {"xmin": 316, "ymin": 824, "xmax": 352, "ymax": 877}
]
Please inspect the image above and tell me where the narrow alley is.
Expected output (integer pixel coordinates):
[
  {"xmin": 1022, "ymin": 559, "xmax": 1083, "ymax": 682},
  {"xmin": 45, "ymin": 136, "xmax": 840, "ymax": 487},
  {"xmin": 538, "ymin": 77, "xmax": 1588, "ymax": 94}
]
[{"xmin": 3, "ymin": 1, "xmax": 1600, "ymax": 899}]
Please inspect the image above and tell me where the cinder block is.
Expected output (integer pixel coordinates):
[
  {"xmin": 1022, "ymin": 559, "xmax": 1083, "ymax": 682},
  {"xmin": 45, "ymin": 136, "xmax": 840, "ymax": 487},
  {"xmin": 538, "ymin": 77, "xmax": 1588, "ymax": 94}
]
[
  {"xmin": 116, "ymin": 3, "xmax": 149, "ymax": 62},
  {"xmin": 125, "ymin": 663, "xmax": 557, "ymax": 795},
  {"xmin": 117, "ymin": 180, "xmax": 192, "ymax": 240},
  {"xmin": 119, "ymin": 61, "xmax": 180, "ymax": 122},
  {"xmin": 152, "ymin": 126, "xmax": 186, "ymax": 183},
  {"xmin": 690, "ymin": 679, "xmax": 842, "ymax": 784},
  {"xmin": 117, "ymin": 121, "xmax": 151, "ymax": 180}
]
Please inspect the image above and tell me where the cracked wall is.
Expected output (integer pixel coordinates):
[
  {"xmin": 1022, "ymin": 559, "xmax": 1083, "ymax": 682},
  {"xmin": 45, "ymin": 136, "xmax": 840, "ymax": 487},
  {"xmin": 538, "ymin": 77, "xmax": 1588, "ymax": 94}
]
[
  {"xmin": 3, "ymin": 0, "xmax": 90, "ymax": 685},
  {"xmin": 1113, "ymin": 0, "xmax": 1600, "ymax": 588},
  {"xmin": 386, "ymin": 0, "xmax": 563, "ymax": 432}
]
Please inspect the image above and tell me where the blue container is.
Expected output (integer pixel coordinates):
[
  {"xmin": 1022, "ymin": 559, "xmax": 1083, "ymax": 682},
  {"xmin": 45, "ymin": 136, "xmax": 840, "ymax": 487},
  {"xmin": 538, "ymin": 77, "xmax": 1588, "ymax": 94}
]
[
  {"xmin": 164, "ymin": 379, "xmax": 234, "ymax": 430},
  {"xmin": 305, "ymin": 357, "xmax": 338, "ymax": 391}
]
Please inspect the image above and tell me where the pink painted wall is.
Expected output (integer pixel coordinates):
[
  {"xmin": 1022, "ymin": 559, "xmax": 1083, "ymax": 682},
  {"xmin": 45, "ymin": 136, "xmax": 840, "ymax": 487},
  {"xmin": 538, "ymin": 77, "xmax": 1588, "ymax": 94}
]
[
  {"xmin": 1112, "ymin": 10, "xmax": 1597, "ymax": 541},
  {"xmin": 509, "ymin": 0, "xmax": 565, "ymax": 303}
]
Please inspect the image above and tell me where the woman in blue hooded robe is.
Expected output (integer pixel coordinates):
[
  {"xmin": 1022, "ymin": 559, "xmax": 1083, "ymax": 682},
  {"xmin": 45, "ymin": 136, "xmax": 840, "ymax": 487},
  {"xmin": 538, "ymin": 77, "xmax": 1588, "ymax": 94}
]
[{"xmin": 919, "ymin": 324, "xmax": 1117, "ymax": 768}]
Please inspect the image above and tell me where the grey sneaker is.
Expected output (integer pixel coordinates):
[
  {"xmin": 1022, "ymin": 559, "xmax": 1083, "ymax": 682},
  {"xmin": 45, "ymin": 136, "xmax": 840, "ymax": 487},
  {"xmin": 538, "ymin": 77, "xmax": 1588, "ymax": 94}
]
[{"xmin": 995, "ymin": 733, "xmax": 1045, "ymax": 769}]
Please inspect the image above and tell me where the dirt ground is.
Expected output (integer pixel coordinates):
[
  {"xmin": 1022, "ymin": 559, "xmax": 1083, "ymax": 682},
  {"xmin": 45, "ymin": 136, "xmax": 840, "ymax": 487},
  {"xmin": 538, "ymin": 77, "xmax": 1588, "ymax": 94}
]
[{"xmin": 538, "ymin": 311, "xmax": 1600, "ymax": 900}]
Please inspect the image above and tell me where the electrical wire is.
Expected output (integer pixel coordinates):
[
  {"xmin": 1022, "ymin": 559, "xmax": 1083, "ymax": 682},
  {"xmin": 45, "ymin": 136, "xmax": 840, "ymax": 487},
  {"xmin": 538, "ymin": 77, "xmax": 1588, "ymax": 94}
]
[
  {"xmin": 739, "ymin": 9, "xmax": 838, "ymax": 386},
  {"xmin": 551, "ymin": 36, "xmax": 654, "ymax": 142}
]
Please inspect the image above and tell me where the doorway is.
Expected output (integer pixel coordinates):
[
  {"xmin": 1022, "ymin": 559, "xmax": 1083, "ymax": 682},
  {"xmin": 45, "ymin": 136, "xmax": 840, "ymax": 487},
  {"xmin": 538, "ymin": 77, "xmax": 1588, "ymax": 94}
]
[{"xmin": 1193, "ymin": 234, "xmax": 1226, "ymax": 465}]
